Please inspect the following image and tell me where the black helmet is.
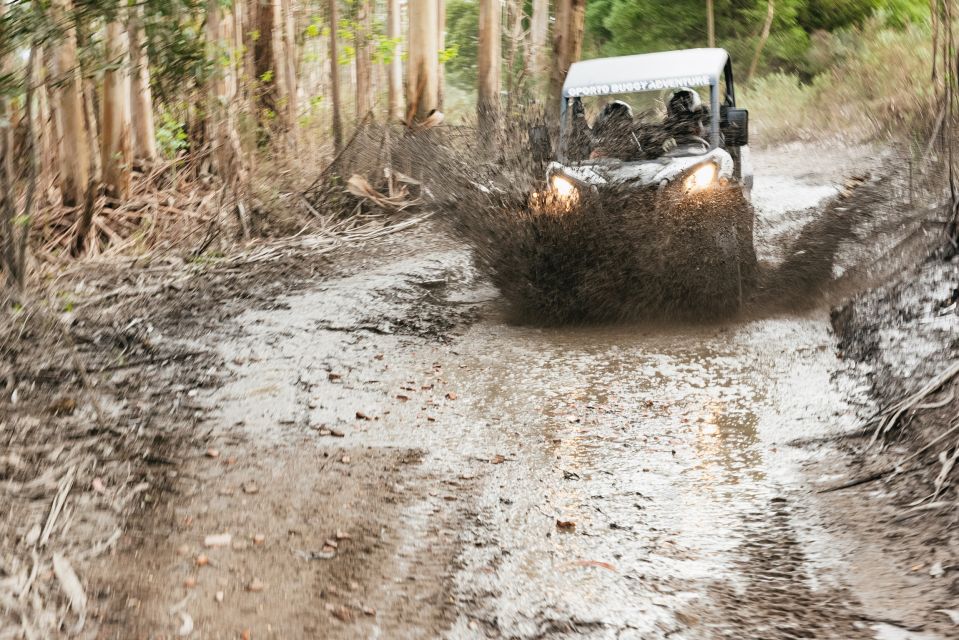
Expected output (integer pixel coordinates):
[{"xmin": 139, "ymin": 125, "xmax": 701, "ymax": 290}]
[
  {"xmin": 594, "ymin": 100, "xmax": 633, "ymax": 134},
  {"xmin": 666, "ymin": 88, "xmax": 703, "ymax": 117}
]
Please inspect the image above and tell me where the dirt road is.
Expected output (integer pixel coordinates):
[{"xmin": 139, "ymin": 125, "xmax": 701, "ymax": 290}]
[{"xmin": 95, "ymin": 146, "xmax": 954, "ymax": 639}]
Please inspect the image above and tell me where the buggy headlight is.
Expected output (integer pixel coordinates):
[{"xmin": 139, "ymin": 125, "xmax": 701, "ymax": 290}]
[
  {"xmin": 684, "ymin": 163, "xmax": 717, "ymax": 192},
  {"xmin": 551, "ymin": 174, "xmax": 578, "ymax": 200}
]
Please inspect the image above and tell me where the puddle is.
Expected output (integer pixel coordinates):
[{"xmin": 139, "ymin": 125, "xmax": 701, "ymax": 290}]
[{"xmin": 201, "ymin": 148, "xmax": 938, "ymax": 638}]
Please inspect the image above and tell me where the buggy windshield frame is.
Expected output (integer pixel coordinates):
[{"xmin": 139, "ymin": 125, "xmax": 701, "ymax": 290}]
[{"xmin": 559, "ymin": 48, "xmax": 737, "ymax": 162}]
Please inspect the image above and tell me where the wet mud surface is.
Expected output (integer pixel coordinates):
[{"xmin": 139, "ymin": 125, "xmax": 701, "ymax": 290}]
[{"xmin": 14, "ymin": 145, "xmax": 957, "ymax": 638}]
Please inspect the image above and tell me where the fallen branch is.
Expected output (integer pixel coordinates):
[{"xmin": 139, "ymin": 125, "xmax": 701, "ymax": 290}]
[{"xmin": 869, "ymin": 361, "xmax": 959, "ymax": 445}]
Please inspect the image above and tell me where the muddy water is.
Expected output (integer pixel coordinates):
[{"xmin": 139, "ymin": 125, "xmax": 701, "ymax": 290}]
[{"xmin": 206, "ymin": 147, "xmax": 938, "ymax": 639}]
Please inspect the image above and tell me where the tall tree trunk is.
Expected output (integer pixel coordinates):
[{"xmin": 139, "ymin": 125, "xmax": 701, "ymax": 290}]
[
  {"xmin": 407, "ymin": 0, "xmax": 439, "ymax": 122},
  {"xmin": 437, "ymin": 0, "xmax": 446, "ymax": 109},
  {"xmin": 254, "ymin": 0, "xmax": 280, "ymax": 129},
  {"xmin": 128, "ymin": 3, "xmax": 157, "ymax": 162},
  {"xmin": 47, "ymin": 0, "xmax": 92, "ymax": 206},
  {"xmin": 707, "ymin": 0, "xmax": 715, "ymax": 47},
  {"xmin": 477, "ymin": 0, "xmax": 501, "ymax": 133},
  {"xmin": 328, "ymin": 0, "xmax": 343, "ymax": 150},
  {"xmin": 102, "ymin": 14, "xmax": 133, "ymax": 199},
  {"xmin": 549, "ymin": 0, "xmax": 587, "ymax": 108},
  {"xmin": 747, "ymin": 0, "xmax": 775, "ymax": 81},
  {"xmin": 530, "ymin": 0, "xmax": 549, "ymax": 99},
  {"xmin": 355, "ymin": 0, "xmax": 373, "ymax": 120},
  {"xmin": 34, "ymin": 46, "xmax": 57, "ymax": 190},
  {"xmin": 387, "ymin": 0, "xmax": 403, "ymax": 121},
  {"xmin": 206, "ymin": 0, "xmax": 249, "ymax": 233},
  {"xmin": 281, "ymin": 0, "xmax": 298, "ymax": 133}
]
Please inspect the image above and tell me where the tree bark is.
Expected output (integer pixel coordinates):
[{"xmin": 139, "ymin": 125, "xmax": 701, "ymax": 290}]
[
  {"xmin": 550, "ymin": 0, "xmax": 587, "ymax": 108},
  {"xmin": 707, "ymin": 0, "xmax": 715, "ymax": 47},
  {"xmin": 128, "ymin": 3, "xmax": 157, "ymax": 162},
  {"xmin": 530, "ymin": 0, "xmax": 549, "ymax": 98},
  {"xmin": 281, "ymin": 0, "xmax": 298, "ymax": 132},
  {"xmin": 355, "ymin": 0, "xmax": 373, "ymax": 120},
  {"xmin": 387, "ymin": 0, "xmax": 403, "ymax": 121},
  {"xmin": 437, "ymin": 0, "xmax": 446, "ymax": 109},
  {"xmin": 477, "ymin": 0, "xmax": 501, "ymax": 133},
  {"xmin": 406, "ymin": 0, "xmax": 439, "ymax": 123},
  {"xmin": 102, "ymin": 13, "xmax": 133, "ymax": 199},
  {"xmin": 328, "ymin": 0, "xmax": 343, "ymax": 150},
  {"xmin": 747, "ymin": 0, "xmax": 775, "ymax": 82},
  {"xmin": 47, "ymin": 0, "xmax": 92, "ymax": 206}
]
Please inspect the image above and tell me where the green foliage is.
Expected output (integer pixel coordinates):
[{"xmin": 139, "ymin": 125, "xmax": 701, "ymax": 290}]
[
  {"xmin": 156, "ymin": 110, "xmax": 189, "ymax": 158},
  {"xmin": 583, "ymin": 0, "xmax": 928, "ymax": 78},
  {"xmin": 445, "ymin": 0, "xmax": 480, "ymax": 89}
]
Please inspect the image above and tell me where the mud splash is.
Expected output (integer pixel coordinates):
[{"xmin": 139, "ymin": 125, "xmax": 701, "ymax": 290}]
[{"xmin": 433, "ymin": 145, "xmax": 923, "ymax": 324}]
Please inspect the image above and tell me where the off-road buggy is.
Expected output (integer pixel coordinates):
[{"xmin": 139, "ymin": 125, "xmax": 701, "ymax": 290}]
[{"xmin": 532, "ymin": 48, "xmax": 756, "ymax": 313}]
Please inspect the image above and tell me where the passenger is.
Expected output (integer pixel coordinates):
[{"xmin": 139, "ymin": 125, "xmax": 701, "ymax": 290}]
[
  {"xmin": 590, "ymin": 100, "xmax": 639, "ymax": 160},
  {"xmin": 663, "ymin": 88, "xmax": 709, "ymax": 148}
]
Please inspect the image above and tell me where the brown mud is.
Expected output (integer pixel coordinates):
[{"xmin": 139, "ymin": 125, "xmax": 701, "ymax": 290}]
[{"xmin": 2, "ymin": 144, "xmax": 957, "ymax": 639}]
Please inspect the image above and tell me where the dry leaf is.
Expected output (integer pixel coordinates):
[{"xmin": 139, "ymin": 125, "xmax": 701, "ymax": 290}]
[
  {"xmin": 195, "ymin": 554, "xmax": 209, "ymax": 567},
  {"xmin": 205, "ymin": 448, "xmax": 219, "ymax": 459},
  {"xmin": 556, "ymin": 520, "xmax": 576, "ymax": 530},
  {"xmin": 328, "ymin": 372, "xmax": 342, "ymax": 381},
  {"xmin": 356, "ymin": 411, "xmax": 370, "ymax": 420},
  {"xmin": 574, "ymin": 559, "xmax": 617, "ymax": 572},
  {"xmin": 52, "ymin": 553, "xmax": 87, "ymax": 619},
  {"xmin": 396, "ymin": 394, "xmax": 410, "ymax": 401},
  {"xmin": 204, "ymin": 533, "xmax": 232, "ymax": 548},
  {"xmin": 330, "ymin": 604, "xmax": 355, "ymax": 622},
  {"xmin": 176, "ymin": 611, "xmax": 193, "ymax": 637},
  {"xmin": 935, "ymin": 609, "xmax": 959, "ymax": 625},
  {"xmin": 445, "ymin": 392, "xmax": 457, "ymax": 401},
  {"xmin": 335, "ymin": 530, "xmax": 351, "ymax": 540},
  {"xmin": 253, "ymin": 534, "xmax": 265, "ymax": 545},
  {"xmin": 491, "ymin": 454, "xmax": 506, "ymax": 464}
]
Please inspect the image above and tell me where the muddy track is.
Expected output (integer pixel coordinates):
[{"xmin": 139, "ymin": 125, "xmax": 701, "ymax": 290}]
[{"xmin": 10, "ymin": 145, "xmax": 957, "ymax": 639}]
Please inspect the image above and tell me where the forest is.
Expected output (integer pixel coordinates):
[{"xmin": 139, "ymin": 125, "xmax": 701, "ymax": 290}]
[
  {"xmin": 0, "ymin": 0, "xmax": 942, "ymax": 294},
  {"xmin": 4, "ymin": 1, "xmax": 959, "ymax": 638}
]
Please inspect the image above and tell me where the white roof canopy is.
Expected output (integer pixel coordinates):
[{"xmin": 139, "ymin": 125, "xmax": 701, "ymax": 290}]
[{"xmin": 562, "ymin": 48, "xmax": 730, "ymax": 98}]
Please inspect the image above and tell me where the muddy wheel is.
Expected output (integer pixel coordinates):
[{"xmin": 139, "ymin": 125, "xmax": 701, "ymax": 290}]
[{"xmin": 734, "ymin": 197, "xmax": 758, "ymax": 290}]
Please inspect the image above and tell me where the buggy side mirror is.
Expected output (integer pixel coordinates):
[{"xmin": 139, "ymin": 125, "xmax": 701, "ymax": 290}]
[
  {"xmin": 529, "ymin": 125, "xmax": 552, "ymax": 163},
  {"xmin": 722, "ymin": 108, "xmax": 749, "ymax": 146}
]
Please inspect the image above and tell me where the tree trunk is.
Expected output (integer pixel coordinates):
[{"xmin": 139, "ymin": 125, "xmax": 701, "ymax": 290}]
[
  {"xmin": 328, "ymin": 0, "xmax": 343, "ymax": 150},
  {"xmin": 102, "ymin": 14, "xmax": 133, "ymax": 199},
  {"xmin": 254, "ymin": 0, "xmax": 280, "ymax": 129},
  {"xmin": 747, "ymin": 0, "xmax": 775, "ymax": 81},
  {"xmin": 406, "ymin": 0, "xmax": 439, "ymax": 123},
  {"xmin": 47, "ymin": 0, "xmax": 92, "ymax": 206},
  {"xmin": 477, "ymin": 0, "xmax": 501, "ymax": 133},
  {"xmin": 550, "ymin": 0, "xmax": 587, "ymax": 108},
  {"xmin": 128, "ymin": 4, "xmax": 157, "ymax": 162},
  {"xmin": 355, "ymin": 0, "xmax": 373, "ymax": 120},
  {"xmin": 531, "ymin": 0, "xmax": 549, "ymax": 98},
  {"xmin": 34, "ymin": 46, "xmax": 57, "ymax": 189},
  {"xmin": 206, "ymin": 0, "xmax": 249, "ymax": 233},
  {"xmin": 707, "ymin": 0, "xmax": 715, "ymax": 47},
  {"xmin": 387, "ymin": 0, "xmax": 403, "ymax": 121},
  {"xmin": 281, "ymin": 0, "xmax": 298, "ymax": 132},
  {"xmin": 437, "ymin": 0, "xmax": 446, "ymax": 109}
]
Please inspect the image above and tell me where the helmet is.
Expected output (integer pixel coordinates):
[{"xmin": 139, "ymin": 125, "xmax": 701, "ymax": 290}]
[
  {"xmin": 593, "ymin": 100, "xmax": 633, "ymax": 134},
  {"xmin": 666, "ymin": 88, "xmax": 703, "ymax": 117}
]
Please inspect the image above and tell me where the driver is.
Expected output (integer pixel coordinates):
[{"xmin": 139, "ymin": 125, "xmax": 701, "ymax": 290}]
[
  {"xmin": 663, "ymin": 88, "xmax": 708, "ymax": 147},
  {"xmin": 590, "ymin": 100, "xmax": 639, "ymax": 160}
]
